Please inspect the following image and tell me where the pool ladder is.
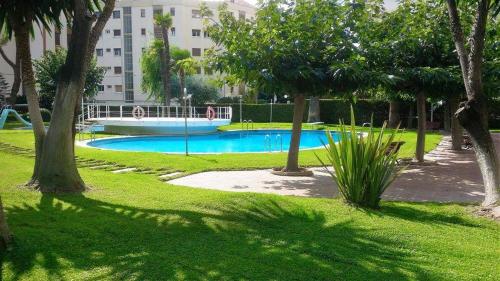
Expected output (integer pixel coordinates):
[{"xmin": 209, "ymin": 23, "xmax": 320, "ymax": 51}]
[
  {"xmin": 242, "ymin": 120, "xmax": 254, "ymax": 131},
  {"xmin": 264, "ymin": 133, "xmax": 283, "ymax": 152}
]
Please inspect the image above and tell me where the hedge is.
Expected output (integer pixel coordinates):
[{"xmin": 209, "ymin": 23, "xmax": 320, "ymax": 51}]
[{"xmin": 220, "ymin": 99, "xmax": 397, "ymax": 126}]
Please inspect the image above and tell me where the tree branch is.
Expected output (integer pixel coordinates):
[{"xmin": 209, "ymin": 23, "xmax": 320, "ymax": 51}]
[
  {"xmin": 0, "ymin": 46, "xmax": 16, "ymax": 69},
  {"xmin": 446, "ymin": 0, "xmax": 470, "ymax": 86},
  {"xmin": 467, "ymin": 0, "xmax": 490, "ymax": 99},
  {"xmin": 86, "ymin": 0, "xmax": 116, "ymax": 65}
]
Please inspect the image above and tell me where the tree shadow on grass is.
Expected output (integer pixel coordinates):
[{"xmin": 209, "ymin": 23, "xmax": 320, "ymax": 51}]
[
  {"xmin": 364, "ymin": 203, "xmax": 482, "ymax": 228},
  {"xmin": 2, "ymin": 194, "xmax": 440, "ymax": 280}
]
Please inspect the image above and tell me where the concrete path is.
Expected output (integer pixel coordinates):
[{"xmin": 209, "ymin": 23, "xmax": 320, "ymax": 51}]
[{"xmin": 169, "ymin": 134, "xmax": 500, "ymax": 203}]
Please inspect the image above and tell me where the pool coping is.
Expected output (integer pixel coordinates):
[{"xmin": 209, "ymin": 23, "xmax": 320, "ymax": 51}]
[{"xmin": 75, "ymin": 129, "xmax": 343, "ymax": 155}]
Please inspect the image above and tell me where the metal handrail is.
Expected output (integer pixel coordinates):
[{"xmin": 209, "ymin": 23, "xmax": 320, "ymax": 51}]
[
  {"xmin": 275, "ymin": 134, "xmax": 283, "ymax": 152},
  {"xmin": 83, "ymin": 104, "xmax": 232, "ymax": 120}
]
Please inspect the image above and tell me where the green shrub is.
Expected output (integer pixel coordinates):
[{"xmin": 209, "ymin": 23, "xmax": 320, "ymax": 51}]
[
  {"xmin": 21, "ymin": 108, "xmax": 52, "ymax": 122},
  {"xmin": 318, "ymin": 108, "xmax": 403, "ymax": 208}
]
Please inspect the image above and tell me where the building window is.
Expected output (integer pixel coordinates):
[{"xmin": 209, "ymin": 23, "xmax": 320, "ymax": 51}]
[
  {"xmin": 114, "ymin": 48, "xmax": 121, "ymax": 56},
  {"xmin": 141, "ymin": 28, "xmax": 146, "ymax": 35},
  {"xmin": 113, "ymin": 29, "xmax": 121, "ymax": 36},
  {"xmin": 98, "ymin": 85, "xmax": 104, "ymax": 91},
  {"xmin": 170, "ymin": 7, "xmax": 175, "ymax": 16},
  {"xmin": 96, "ymin": 48, "xmax": 103, "ymax": 56},
  {"xmin": 115, "ymin": 85, "xmax": 123, "ymax": 92},
  {"xmin": 140, "ymin": 9, "xmax": 146, "ymax": 17},
  {"xmin": 230, "ymin": 86, "xmax": 234, "ymax": 93},
  {"xmin": 113, "ymin": 10, "xmax": 120, "ymax": 19},
  {"xmin": 171, "ymin": 27, "xmax": 176, "ymax": 36},
  {"xmin": 203, "ymin": 31, "xmax": 210, "ymax": 38},
  {"xmin": 239, "ymin": 11, "xmax": 246, "ymax": 20},
  {"xmin": 192, "ymin": 9, "xmax": 201, "ymax": 18},
  {"xmin": 114, "ymin": 66, "xmax": 122, "ymax": 74},
  {"xmin": 55, "ymin": 28, "xmax": 61, "ymax": 46},
  {"xmin": 192, "ymin": 48, "xmax": 201, "ymax": 56},
  {"xmin": 192, "ymin": 29, "xmax": 201, "ymax": 37},
  {"xmin": 107, "ymin": 85, "xmax": 112, "ymax": 89},
  {"xmin": 105, "ymin": 29, "xmax": 110, "ymax": 34},
  {"xmin": 106, "ymin": 48, "xmax": 111, "ymax": 52},
  {"xmin": 195, "ymin": 67, "xmax": 202, "ymax": 74}
]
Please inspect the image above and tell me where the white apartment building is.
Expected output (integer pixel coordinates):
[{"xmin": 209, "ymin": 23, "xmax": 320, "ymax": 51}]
[{"xmin": 0, "ymin": 0, "xmax": 256, "ymax": 105}]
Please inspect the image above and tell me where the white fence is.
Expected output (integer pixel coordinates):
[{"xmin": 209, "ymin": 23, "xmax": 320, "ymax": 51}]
[{"xmin": 84, "ymin": 104, "xmax": 232, "ymax": 120}]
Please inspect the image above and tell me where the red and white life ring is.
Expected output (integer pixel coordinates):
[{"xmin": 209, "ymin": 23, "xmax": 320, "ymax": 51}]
[
  {"xmin": 132, "ymin": 106, "xmax": 145, "ymax": 119},
  {"xmin": 206, "ymin": 106, "xmax": 216, "ymax": 120}
]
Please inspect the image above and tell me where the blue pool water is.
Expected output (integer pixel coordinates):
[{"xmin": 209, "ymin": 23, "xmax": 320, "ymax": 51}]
[{"xmin": 87, "ymin": 130, "xmax": 340, "ymax": 154}]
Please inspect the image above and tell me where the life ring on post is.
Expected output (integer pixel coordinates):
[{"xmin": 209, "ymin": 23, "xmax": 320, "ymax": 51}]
[
  {"xmin": 132, "ymin": 106, "xmax": 145, "ymax": 119},
  {"xmin": 206, "ymin": 106, "xmax": 216, "ymax": 120}
]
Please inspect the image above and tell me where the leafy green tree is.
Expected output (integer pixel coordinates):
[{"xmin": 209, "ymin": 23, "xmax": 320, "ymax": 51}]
[
  {"xmin": 358, "ymin": 0, "xmax": 461, "ymax": 162},
  {"xmin": 205, "ymin": 0, "xmax": 361, "ymax": 172},
  {"xmin": 184, "ymin": 76, "xmax": 219, "ymax": 106},
  {"xmin": 154, "ymin": 13, "xmax": 173, "ymax": 105},
  {"xmin": 34, "ymin": 48, "xmax": 105, "ymax": 110}
]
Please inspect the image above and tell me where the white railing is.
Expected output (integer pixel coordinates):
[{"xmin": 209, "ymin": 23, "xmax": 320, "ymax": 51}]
[{"xmin": 83, "ymin": 104, "xmax": 232, "ymax": 121}]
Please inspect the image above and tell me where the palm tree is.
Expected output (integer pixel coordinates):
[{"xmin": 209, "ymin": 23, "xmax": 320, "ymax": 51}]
[
  {"xmin": 154, "ymin": 13, "xmax": 173, "ymax": 106},
  {"xmin": 175, "ymin": 57, "xmax": 198, "ymax": 110}
]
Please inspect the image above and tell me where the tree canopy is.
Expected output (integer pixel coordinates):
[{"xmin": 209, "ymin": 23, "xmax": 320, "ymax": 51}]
[{"xmin": 34, "ymin": 48, "xmax": 105, "ymax": 109}]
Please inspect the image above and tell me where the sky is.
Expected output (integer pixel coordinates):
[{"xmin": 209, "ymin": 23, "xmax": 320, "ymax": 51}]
[{"xmin": 243, "ymin": 0, "xmax": 399, "ymax": 11}]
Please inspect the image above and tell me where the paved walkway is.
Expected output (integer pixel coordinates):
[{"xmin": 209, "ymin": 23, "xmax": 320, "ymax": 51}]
[{"xmin": 169, "ymin": 134, "xmax": 500, "ymax": 203}]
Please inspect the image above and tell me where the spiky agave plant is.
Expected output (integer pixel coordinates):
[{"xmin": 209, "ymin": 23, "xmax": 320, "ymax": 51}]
[{"xmin": 318, "ymin": 107, "xmax": 403, "ymax": 208}]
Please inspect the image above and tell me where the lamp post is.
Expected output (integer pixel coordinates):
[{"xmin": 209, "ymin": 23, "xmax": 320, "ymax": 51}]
[
  {"xmin": 183, "ymin": 88, "xmax": 192, "ymax": 156},
  {"xmin": 238, "ymin": 95, "xmax": 243, "ymax": 123},
  {"xmin": 270, "ymin": 98, "xmax": 273, "ymax": 123}
]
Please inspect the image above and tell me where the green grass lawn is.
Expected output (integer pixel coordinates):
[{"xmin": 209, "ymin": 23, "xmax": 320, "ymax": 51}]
[
  {"xmin": 0, "ymin": 122, "xmax": 442, "ymax": 174},
  {"xmin": 0, "ymin": 123, "xmax": 498, "ymax": 280}
]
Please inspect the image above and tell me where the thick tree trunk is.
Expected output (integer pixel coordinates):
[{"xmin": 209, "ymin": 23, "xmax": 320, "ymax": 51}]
[
  {"xmin": 32, "ymin": 1, "xmax": 95, "ymax": 192},
  {"xmin": 285, "ymin": 94, "xmax": 306, "ymax": 172},
  {"xmin": 388, "ymin": 100, "xmax": 400, "ymax": 129},
  {"xmin": 161, "ymin": 27, "xmax": 171, "ymax": 106},
  {"xmin": 307, "ymin": 96, "xmax": 320, "ymax": 123},
  {"xmin": 415, "ymin": 92, "xmax": 426, "ymax": 162},
  {"xmin": 450, "ymin": 95, "xmax": 463, "ymax": 150},
  {"xmin": 0, "ymin": 196, "xmax": 12, "ymax": 251},
  {"xmin": 13, "ymin": 19, "xmax": 46, "ymax": 183},
  {"xmin": 456, "ymin": 100, "xmax": 499, "ymax": 206},
  {"xmin": 446, "ymin": 0, "xmax": 499, "ymax": 207}
]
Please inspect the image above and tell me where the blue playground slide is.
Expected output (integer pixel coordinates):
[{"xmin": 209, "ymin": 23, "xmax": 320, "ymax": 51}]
[{"xmin": 0, "ymin": 108, "xmax": 32, "ymax": 129}]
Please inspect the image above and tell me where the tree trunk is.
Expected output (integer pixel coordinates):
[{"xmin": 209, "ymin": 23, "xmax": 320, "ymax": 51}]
[
  {"xmin": 307, "ymin": 96, "xmax": 320, "ymax": 123},
  {"xmin": 0, "ymin": 196, "xmax": 12, "ymax": 251},
  {"xmin": 30, "ymin": 1, "xmax": 97, "ymax": 192},
  {"xmin": 415, "ymin": 92, "xmax": 426, "ymax": 162},
  {"xmin": 406, "ymin": 103, "xmax": 414, "ymax": 129},
  {"xmin": 0, "ymin": 46, "xmax": 21, "ymax": 106},
  {"xmin": 161, "ymin": 27, "xmax": 171, "ymax": 106},
  {"xmin": 446, "ymin": 0, "xmax": 499, "ymax": 207},
  {"xmin": 450, "ymin": 95, "xmax": 463, "ymax": 150},
  {"xmin": 13, "ymin": 18, "xmax": 46, "ymax": 183},
  {"xmin": 456, "ymin": 100, "xmax": 499, "ymax": 206},
  {"xmin": 388, "ymin": 100, "xmax": 400, "ymax": 129},
  {"xmin": 443, "ymin": 101, "xmax": 451, "ymax": 132},
  {"xmin": 285, "ymin": 94, "xmax": 306, "ymax": 172}
]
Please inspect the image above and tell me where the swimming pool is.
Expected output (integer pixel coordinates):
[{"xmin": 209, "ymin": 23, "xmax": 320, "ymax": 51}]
[{"xmin": 86, "ymin": 130, "xmax": 340, "ymax": 154}]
